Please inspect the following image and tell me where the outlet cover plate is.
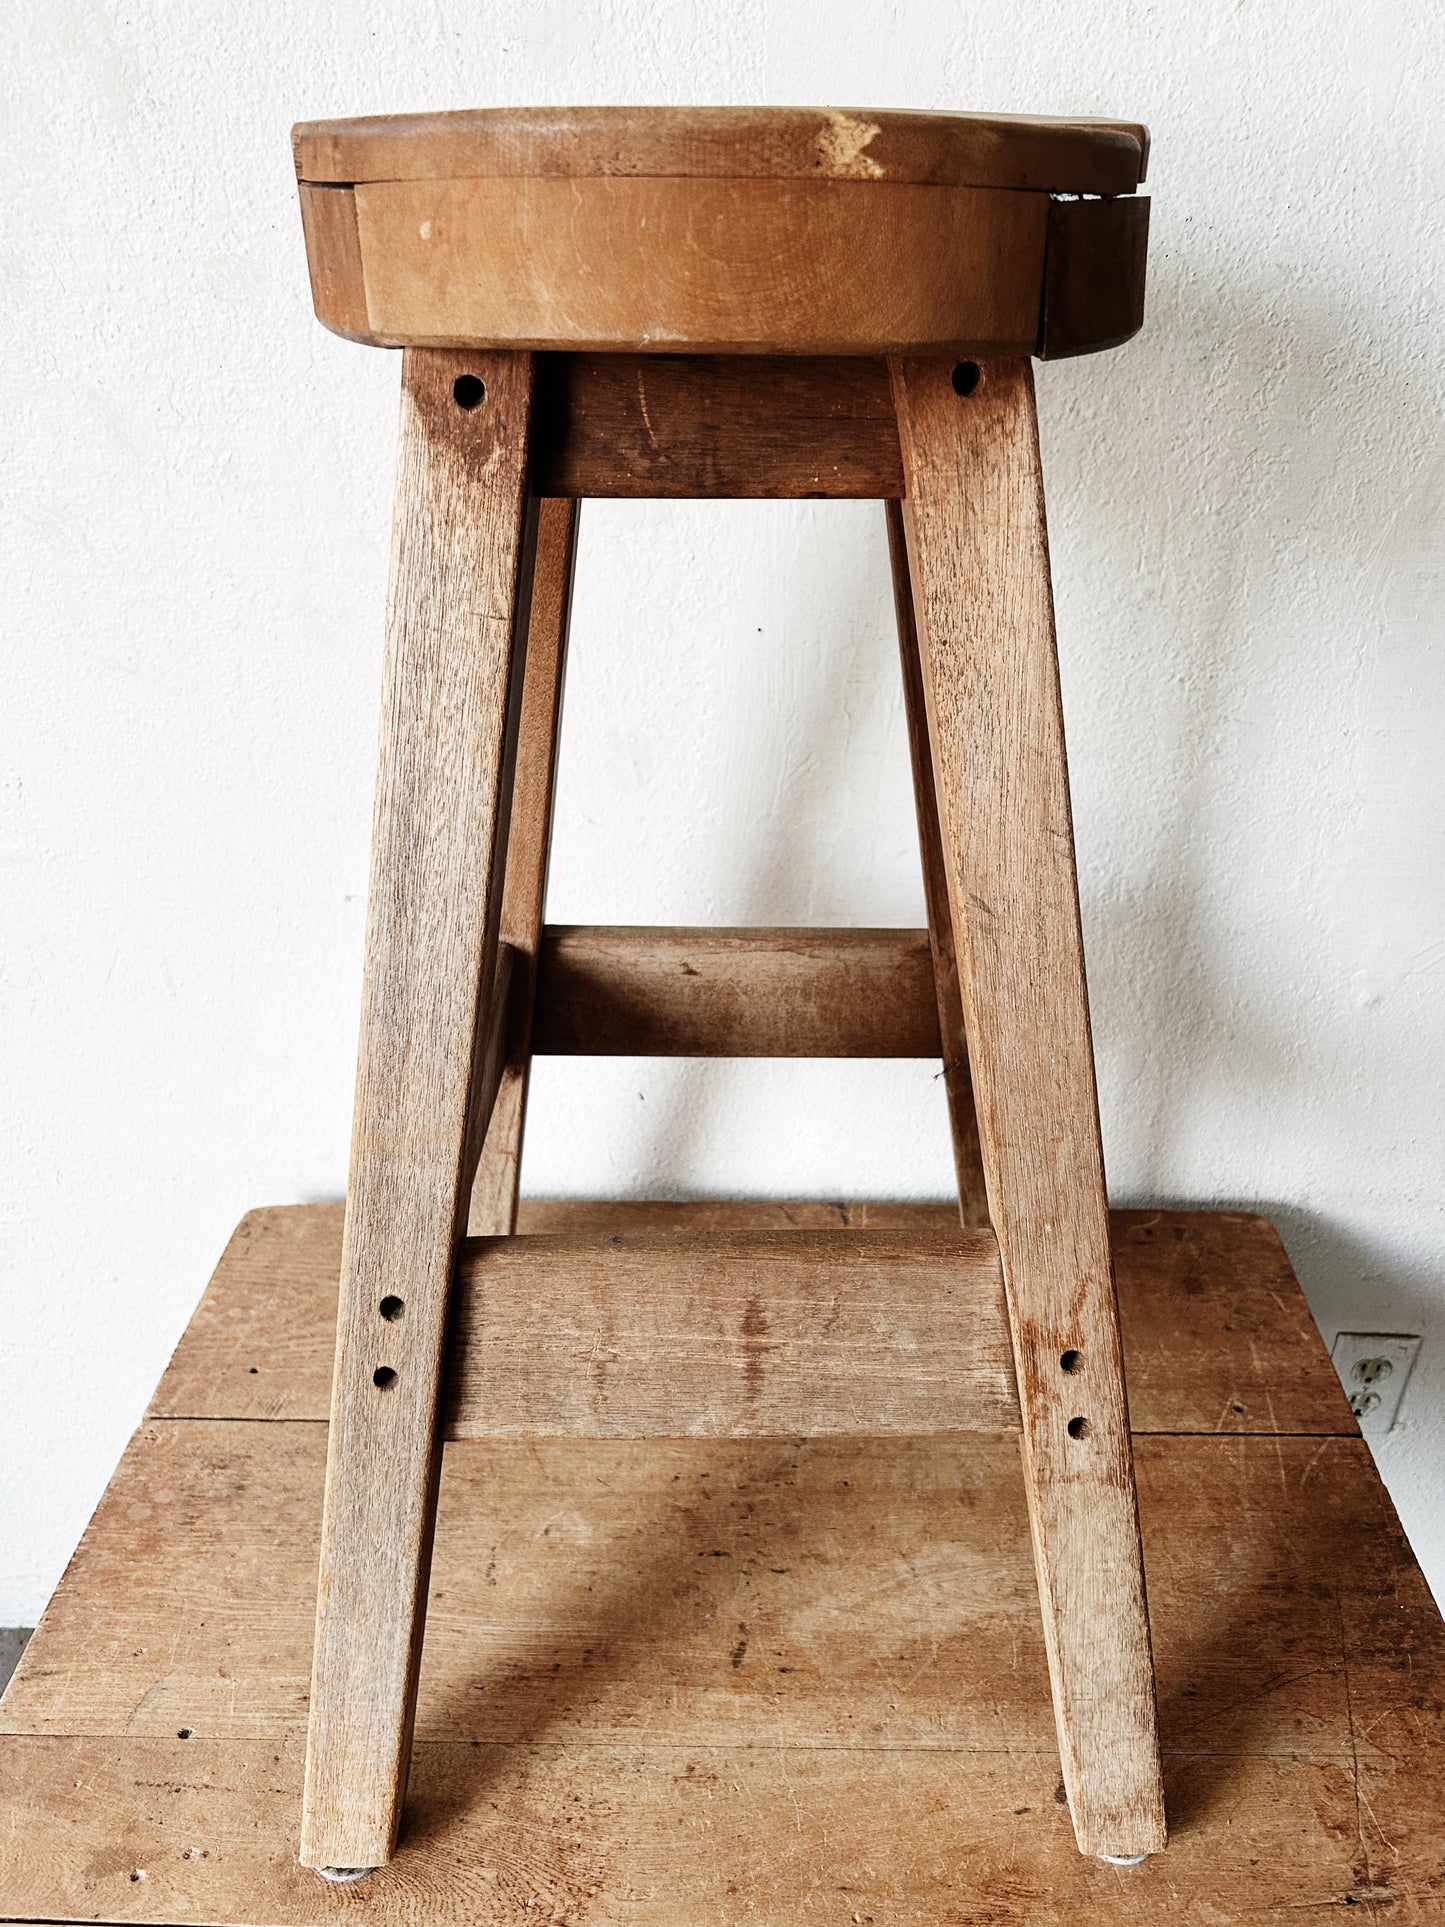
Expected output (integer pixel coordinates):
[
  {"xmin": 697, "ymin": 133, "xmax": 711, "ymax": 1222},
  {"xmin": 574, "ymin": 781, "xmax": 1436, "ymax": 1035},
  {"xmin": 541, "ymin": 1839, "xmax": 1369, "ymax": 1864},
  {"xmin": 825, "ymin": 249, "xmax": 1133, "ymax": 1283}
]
[{"xmin": 1330, "ymin": 1331, "xmax": 1421, "ymax": 1436}]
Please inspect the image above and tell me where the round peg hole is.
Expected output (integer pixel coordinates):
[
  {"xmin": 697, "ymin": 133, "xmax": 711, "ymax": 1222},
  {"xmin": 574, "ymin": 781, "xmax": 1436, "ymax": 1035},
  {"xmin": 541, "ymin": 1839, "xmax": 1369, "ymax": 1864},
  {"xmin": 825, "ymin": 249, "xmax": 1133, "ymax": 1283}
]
[
  {"xmin": 373, "ymin": 1366, "xmax": 397, "ymax": 1389},
  {"xmin": 453, "ymin": 374, "xmax": 486, "ymax": 410},
  {"xmin": 951, "ymin": 360, "xmax": 981, "ymax": 397},
  {"xmin": 177, "ymin": 1728, "xmax": 193, "ymax": 1740},
  {"xmin": 1067, "ymin": 1415, "xmax": 1089, "ymax": 1440},
  {"xmin": 379, "ymin": 1295, "xmax": 404, "ymax": 1322},
  {"xmin": 1059, "ymin": 1349, "xmax": 1082, "ymax": 1374}
]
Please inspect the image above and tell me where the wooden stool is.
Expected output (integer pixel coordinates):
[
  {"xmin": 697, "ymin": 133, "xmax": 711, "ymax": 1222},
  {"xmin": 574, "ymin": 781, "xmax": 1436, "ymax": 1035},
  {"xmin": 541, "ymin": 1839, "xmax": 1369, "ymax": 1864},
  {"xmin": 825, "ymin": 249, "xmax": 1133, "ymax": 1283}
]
[{"xmin": 293, "ymin": 105, "xmax": 1161, "ymax": 1878}]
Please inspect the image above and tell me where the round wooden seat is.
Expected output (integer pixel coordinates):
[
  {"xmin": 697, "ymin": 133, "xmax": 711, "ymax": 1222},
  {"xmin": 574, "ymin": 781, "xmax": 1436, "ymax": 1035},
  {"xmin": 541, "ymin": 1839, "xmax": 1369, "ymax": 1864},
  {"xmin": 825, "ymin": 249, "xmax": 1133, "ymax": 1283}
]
[{"xmin": 295, "ymin": 105, "xmax": 1150, "ymax": 358}]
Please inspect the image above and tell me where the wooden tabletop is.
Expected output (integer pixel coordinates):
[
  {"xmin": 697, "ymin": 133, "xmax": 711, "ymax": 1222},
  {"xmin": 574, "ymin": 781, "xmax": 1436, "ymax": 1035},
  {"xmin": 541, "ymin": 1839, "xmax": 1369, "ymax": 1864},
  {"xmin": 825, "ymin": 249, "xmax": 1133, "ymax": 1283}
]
[{"xmin": 3, "ymin": 1201, "xmax": 1442, "ymax": 1923}]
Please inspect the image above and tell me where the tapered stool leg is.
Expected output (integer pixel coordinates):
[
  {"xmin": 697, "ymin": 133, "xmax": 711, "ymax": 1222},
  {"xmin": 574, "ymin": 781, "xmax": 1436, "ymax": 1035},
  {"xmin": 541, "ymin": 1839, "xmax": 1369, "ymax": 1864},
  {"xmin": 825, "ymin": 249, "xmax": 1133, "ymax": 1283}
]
[
  {"xmin": 469, "ymin": 496, "xmax": 580, "ymax": 1235},
  {"xmin": 890, "ymin": 356, "xmax": 1166, "ymax": 1860},
  {"xmin": 300, "ymin": 349, "xmax": 539, "ymax": 1874},
  {"xmin": 886, "ymin": 500, "xmax": 989, "ymax": 1229}
]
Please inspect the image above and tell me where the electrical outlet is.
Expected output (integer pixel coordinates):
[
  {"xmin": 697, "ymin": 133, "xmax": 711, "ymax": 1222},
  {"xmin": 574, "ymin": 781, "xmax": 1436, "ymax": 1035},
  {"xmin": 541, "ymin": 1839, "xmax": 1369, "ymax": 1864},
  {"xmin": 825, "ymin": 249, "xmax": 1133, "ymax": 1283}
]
[{"xmin": 1330, "ymin": 1332, "xmax": 1421, "ymax": 1435}]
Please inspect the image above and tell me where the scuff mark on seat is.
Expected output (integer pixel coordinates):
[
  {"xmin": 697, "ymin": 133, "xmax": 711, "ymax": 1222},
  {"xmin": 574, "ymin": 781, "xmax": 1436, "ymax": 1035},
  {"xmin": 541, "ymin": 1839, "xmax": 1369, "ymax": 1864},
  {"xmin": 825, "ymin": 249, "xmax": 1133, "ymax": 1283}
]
[{"xmin": 817, "ymin": 111, "xmax": 884, "ymax": 179}]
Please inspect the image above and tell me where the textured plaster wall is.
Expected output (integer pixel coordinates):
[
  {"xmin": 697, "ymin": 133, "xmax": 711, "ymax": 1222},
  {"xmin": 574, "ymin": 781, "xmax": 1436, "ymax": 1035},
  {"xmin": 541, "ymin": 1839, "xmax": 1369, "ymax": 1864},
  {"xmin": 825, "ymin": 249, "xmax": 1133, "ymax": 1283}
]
[{"xmin": 4, "ymin": 0, "xmax": 1444, "ymax": 1624}]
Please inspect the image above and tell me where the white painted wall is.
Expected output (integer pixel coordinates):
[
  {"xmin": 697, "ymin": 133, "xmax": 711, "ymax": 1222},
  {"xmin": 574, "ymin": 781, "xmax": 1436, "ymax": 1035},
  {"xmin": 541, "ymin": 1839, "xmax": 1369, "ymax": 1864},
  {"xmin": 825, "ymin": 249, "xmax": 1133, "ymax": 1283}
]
[{"xmin": 4, "ymin": 1, "xmax": 1444, "ymax": 1626}]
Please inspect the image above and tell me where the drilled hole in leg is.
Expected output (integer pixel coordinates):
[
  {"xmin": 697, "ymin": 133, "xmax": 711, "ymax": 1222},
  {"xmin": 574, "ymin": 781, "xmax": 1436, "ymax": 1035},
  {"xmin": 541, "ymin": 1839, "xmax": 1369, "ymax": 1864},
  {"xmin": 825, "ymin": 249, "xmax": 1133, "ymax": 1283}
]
[
  {"xmin": 379, "ymin": 1295, "xmax": 404, "ymax": 1321},
  {"xmin": 1067, "ymin": 1415, "xmax": 1089, "ymax": 1440},
  {"xmin": 951, "ymin": 360, "xmax": 981, "ymax": 397},
  {"xmin": 1059, "ymin": 1349, "xmax": 1082, "ymax": 1374},
  {"xmin": 373, "ymin": 1366, "xmax": 397, "ymax": 1389},
  {"xmin": 453, "ymin": 374, "xmax": 486, "ymax": 410}
]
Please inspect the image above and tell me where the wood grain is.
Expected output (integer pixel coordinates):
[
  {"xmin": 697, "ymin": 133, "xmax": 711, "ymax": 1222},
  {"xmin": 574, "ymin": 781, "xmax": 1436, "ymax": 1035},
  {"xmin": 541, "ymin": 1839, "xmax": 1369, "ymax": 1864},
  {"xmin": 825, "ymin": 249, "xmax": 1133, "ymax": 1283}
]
[
  {"xmin": 1039, "ymin": 194, "xmax": 1152, "ymax": 360},
  {"xmin": 893, "ymin": 354, "xmax": 1164, "ymax": 1857},
  {"xmin": 3, "ymin": 1412, "xmax": 1439, "ymax": 1921},
  {"xmin": 303, "ymin": 181, "xmax": 1147, "ymax": 361},
  {"xmin": 470, "ymin": 497, "xmax": 579, "ymax": 1236},
  {"xmin": 531, "ymin": 353, "xmax": 904, "ymax": 499},
  {"xmin": 292, "ymin": 105, "xmax": 1149, "ymax": 196},
  {"xmin": 887, "ymin": 501, "xmax": 988, "ymax": 1224},
  {"xmin": 9, "ymin": 1202, "xmax": 1433, "ymax": 1923},
  {"xmin": 444, "ymin": 1228, "xmax": 1015, "ymax": 1436},
  {"xmin": 3, "ymin": 1732, "xmax": 1412, "ymax": 1927},
  {"xmin": 458, "ymin": 940, "xmax": 514, "ymax": 1199},
  {"xmin": 303, "ymin": 348, "xmax": 537, "ymax": 1872},
  {"xmin": 345, "ymin": 176, "xmax": 1051, "ymax": 357},
  {"xmin": 296, "ymin": 182, "xmax": 370, "ymax": 342},
  {"xmin": 530, "ymin": 924, "xmax": 941, "ymax": 1057},
  {"xmin": 293, "ymin": 111, "xmax": 1151, "ymax": 358},
  {"xmin": 147, "ymin": 1204, "xmax": 1355, "ymax": 1438},
  {"xmin": 518, "ymin": 1197, "xmax": 962, "ymax": 1232},
  {"xmin": 0, "ymin": 1425, "xmax": 1398, "ymax": 1761}
]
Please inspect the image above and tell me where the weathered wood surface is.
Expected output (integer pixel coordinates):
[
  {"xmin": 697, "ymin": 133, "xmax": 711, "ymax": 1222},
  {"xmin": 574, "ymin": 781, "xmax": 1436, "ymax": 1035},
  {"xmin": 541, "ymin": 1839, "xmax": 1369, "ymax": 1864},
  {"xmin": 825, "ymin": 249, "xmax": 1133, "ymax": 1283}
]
[
  {"xmin": 303, "ymin": 348, "xmax": 537, "ymax": 1871},
  {"xmin": 3, "ymin": 1404, "xmax": 1442, "ymax": 1919},
  {"xmin": 522, "ymin": 1198, "xmax": 963, "ymax": 1231},
  {"xmin": 444, "ymin": 1229, "xmax": 1016, "ymax": 1436},
  {"xmin": 1, "ymin": 1422, "xmax": 1400, "ymax": 1753},
  {"xmin": 291, "ymin": 112, "xmax": 1151, "ymax": 361},
  {"xmin": 531, "ymin": 354, "xmax": 905, "ymax": 499},
  {"xmin": 292, "ymin": 110, "xmax": 1150, "ymax": 362},
  {"xmin": 459, "ymin": 941, "xmax": 514, "ymax": 1194},
  {"xmin": 1039, "ymin": 194, "xmax": 1152, "ymax": 360},
  {"xmin": 297, "ymin": 182, "xmax": 369, "ymax": 344},
  {"xmin": 895, "ymin": 354, "xmax": 1163, "ymax": 1855},
  {"xmin": 470, "ymin": 496, "xmax": 579, "ymax": 1236},
  {"xmin": 0, "ymin": 1730, "xmax": 1428, "ymax": 1925},
  {"xmin": 530, "ymin": 925, "xmax": 941, "ymax": 1057},
  {"xmin": 293, "ymin": 106, "xmax": 1149, "ymax": 195},
  {"xmin": 346, "ymin": 176, "xmax": 1051, "ymax": 357},
  {"xmin": 887, "ymin": 500, "xmax": 988, "ymax": 1223},
  {"xmin": 148, "ymin": 1203, "xmax": 1354, "ymax": 1438}
]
